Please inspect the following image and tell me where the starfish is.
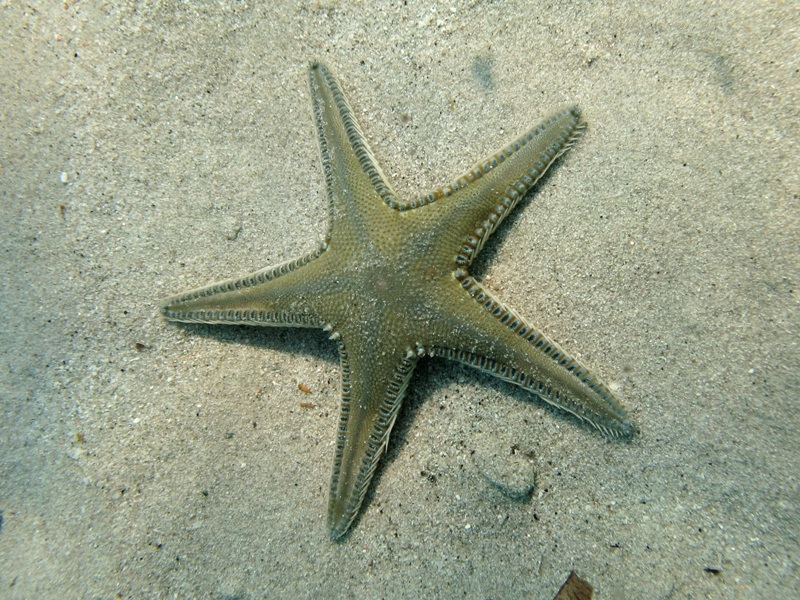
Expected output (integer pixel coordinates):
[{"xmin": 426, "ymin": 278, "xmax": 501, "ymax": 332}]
[{"xmin": 161, "ymin": 63, "xmax": 632, "ymax": 540}]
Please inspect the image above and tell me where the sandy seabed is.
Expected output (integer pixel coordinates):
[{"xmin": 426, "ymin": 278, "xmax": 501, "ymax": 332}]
[{"xmin": 1, "ymin": 2, "xmax": 797, "ymax": 598}]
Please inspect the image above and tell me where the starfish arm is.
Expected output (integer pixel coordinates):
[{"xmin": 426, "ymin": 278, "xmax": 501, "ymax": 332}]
[
  {"xmin": 160, "ymin": 246, "xmax": 330, "ymax": 327},
  {"xmin": 327, "ymin": 337, "xmax": 418, "ymax": 540},
  {"xmin": 309, "ymin": 63, "xmax": 403, "ymax": 228},
  {"xmin": 425, "ymin": 276, "xmax": 632, "ymax": 438},
  {"xmin": 418, "ymin": 107, "xmax": 585, "ymax": 268}
]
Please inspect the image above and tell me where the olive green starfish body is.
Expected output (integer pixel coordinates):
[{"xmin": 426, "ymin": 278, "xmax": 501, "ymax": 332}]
[{"xmin": 162, "ymin": 63, "xmax": 632, "ymax": 540}]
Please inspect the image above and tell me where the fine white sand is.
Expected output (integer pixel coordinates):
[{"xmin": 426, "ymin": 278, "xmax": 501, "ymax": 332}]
[{"xmin": 1, "ymin": 2, "xmax": 797, "ymax": 597}]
